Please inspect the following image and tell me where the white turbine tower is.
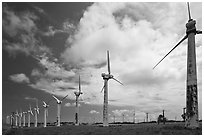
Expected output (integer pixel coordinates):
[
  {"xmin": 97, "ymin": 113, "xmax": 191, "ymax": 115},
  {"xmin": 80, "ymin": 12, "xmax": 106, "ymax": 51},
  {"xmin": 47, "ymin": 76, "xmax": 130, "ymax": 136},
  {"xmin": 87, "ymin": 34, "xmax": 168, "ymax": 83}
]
[
  {"xmin": 15, "ymin": 110, "xmax": 19, "ymax": 127},
  {"xmin": 27, "ymin": 105, "xmax": 33, "ymax": 127},
  {"xmin": 101, "ymin": 50, "xmax": 123, "ymax": 127},
  {"xmin": 42, "ymin": 101, "xmax": 49, "ymax": 127},
  {"xmin": 18, "ymin": 109, "xmax": 23, "ymax": 127},
  {"xmin": 74, "ymin": 75, "xmax": 83, "ymax": 126},
  {"xmin": 34, "ymin": 99, "xmax": 40, "ymax": 127},
  {"xmin": 22, "ymin": 111, "xmax": 27, "ymax": 127},
  {"xmin": 153, "ymin": 3, "xmax": 202, "ymax": 128},
  {"xmin": 52, "ymin": 94, "xmax": 69, "ymax": 126}
]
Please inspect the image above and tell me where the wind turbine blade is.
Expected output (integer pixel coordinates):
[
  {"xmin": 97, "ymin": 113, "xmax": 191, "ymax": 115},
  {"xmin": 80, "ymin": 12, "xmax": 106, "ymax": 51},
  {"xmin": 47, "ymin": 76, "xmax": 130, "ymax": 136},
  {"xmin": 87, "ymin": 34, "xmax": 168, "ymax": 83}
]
[
  {"xmin": 197, "ymin": 30, "xmax": 202, "ymax": 34},
  {"xmin": 187, "ymin": 2, "xmax": 191, "ymax": 20},
  {"xmin": 43, "ymin": 101, "xmax": 47, "ymax": 106},
  {"xmin": 61, "ymin": 94, "xmax": 69, "ymax": 101},
  {"xmin": 107, "ymin": 50, "xmax": 111, "ymax": 74},
  {"xmin": 52, "ymin": 95, "xmax": 60, "ymax": 102},
  {"xmin": 153, "ymin": 35, "xmax": 187, "ymax": 69},
  {"xmin": 112, "ymin": 77, "xmax": 123, "ymax": 85},
  {"xmin": 101, "ymin": 81, "xmax": 106, "ymax": 93},
  {"xmin": 79, "ymin": 75, "xmax": 81, "ymax": 92}
]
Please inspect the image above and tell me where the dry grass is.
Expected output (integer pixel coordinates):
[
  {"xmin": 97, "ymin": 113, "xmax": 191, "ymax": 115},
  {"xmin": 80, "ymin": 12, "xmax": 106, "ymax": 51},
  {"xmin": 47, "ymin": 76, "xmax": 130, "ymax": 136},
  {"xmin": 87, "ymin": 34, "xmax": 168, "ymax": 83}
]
[{"xmin": 2, "ymin": 122, "xmax": 202, "ymax": 135}]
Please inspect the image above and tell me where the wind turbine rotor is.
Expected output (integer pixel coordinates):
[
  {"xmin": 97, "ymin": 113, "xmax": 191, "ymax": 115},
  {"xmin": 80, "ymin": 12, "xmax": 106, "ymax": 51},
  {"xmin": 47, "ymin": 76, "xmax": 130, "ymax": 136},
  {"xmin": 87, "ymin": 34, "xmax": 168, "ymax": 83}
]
[
  {"xmin": 112, "ymin": 77, "xmax": 124, "ymax": 85},
  {"xmin": 52, "ymin": 95, "xmax": 61, "ymax": 103},
  {"xmin": 61, "ymin": 94, "xmax": 69, "ymax": 101},
  {"xmin": 187, "ymin": 2, "xmax": 191, "ymax": 21},
  {"xmin": 153, "ymin": 35, "xmax": 188, "ymax": 69}
]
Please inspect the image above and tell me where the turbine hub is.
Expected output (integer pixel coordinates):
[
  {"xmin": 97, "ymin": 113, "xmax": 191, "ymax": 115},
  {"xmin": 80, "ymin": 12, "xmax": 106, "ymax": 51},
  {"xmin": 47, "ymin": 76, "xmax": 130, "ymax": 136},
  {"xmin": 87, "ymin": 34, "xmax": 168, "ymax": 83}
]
[{"xmin": 186, "ymin": 20, "xmax": 196, "ymax": 34}]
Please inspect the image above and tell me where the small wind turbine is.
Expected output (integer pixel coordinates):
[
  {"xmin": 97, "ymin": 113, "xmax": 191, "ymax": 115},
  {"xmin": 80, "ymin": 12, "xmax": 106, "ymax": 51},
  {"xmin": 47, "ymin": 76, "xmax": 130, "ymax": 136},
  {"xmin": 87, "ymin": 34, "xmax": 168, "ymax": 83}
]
[
  {"xmin": 22, "ymin": 111, "xmax": 27, "ymax": 127},
  {"xmin": 42, "ymin": 101, "xmax": 49, "ymax": 127},
  {"xmin": 27, "ymin": 105, "xmax": 34, "ymax": 127},
  {"xmin": 52, "ymin": 94, "xmax": 69, "ymax": 126},
  {"xmin": 74, "ymin": 75, "xmax": 83, "ymax": 126},
  {"xmin": 6, "ymin": 116, "xmax": 10, "ymax": 125},
  {"xmin": 34, "ymin": 99, "xmax": 40, "ymax": 127},
  {"xmin": 15, "ymin": 110, "xmax": 19, "ymax": 127},
  {"xmin": 153, "ymin": 3, "xmax": 202, "ymax": 129},
  {"xmin": 133, "ymin": 110, "xmax": 136, "ymax": 123},
  {"xmin": 18, "ymin": 109, "xmax": 23, "ymax": 127},
  {"xmin": 101, "ymin": 50, "xmax": 123, "ymax": 127}
]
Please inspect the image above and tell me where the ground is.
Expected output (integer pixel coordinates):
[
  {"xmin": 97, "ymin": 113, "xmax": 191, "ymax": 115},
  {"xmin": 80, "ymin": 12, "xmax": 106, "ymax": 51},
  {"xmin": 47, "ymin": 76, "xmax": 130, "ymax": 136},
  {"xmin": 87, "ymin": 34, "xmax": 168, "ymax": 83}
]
[{"xmin": 2, "ymin": 122, "xmax": 202, "ymax": 135}]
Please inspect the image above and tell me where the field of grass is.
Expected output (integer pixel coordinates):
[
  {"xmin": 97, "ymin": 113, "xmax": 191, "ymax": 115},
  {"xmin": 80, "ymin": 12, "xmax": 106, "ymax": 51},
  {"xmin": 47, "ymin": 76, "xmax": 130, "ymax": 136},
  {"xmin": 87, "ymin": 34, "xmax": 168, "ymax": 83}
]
[{"xmin": 2, "ymin": 122, "xmax": 202, "ymax": 135}]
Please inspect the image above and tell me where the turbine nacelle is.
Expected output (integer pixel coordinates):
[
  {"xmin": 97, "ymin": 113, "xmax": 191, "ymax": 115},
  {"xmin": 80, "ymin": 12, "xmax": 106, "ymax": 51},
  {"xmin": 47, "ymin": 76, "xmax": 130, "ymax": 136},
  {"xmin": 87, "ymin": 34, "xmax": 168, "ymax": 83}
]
[
  {"xmin": 74, "ymin": 91, "xmax": 83, "ymax": 97},
  {"xmin": 43, "ymin": 101, "xmax": 49, "ymax": 108},
  {"xmin": 101, "ymin": 73, "xmax": 113, "ymax": 80}
]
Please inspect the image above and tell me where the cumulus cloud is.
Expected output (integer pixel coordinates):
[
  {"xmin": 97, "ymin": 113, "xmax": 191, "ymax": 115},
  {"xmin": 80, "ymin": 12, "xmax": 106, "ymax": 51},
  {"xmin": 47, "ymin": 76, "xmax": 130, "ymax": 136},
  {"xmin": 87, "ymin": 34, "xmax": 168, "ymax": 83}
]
[
  {"xmin": 24, "ymin": 96, "xmax": 37, "ymax": 101},
  {"xmin": 57, "ymin": 2, "xmax": 202, "ymax": 120},
  {"xmin": 9, "ymin": 73, "xmax": 30, "ymax": 84},
  {"xmin": 89, "ymin": 110, "xmax": 100, "ymax": 114},
  {"xmin": 64, "ymin": 102, "xmax": 80, "ymax": 107}
]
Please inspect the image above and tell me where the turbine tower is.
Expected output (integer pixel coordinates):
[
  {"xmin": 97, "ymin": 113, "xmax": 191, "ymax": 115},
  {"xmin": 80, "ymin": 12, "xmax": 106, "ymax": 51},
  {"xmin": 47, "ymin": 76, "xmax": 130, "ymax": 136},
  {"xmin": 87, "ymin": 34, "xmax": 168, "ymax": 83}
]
[
  {"xmin": 27, "ymin": 105, "xmax": 33, "ymax": 127},
  {"xmin": 22, "ymin": 111, "xmax": 27, "ymax": 127},
  {"xmin": 6, "ymin": 116, "xmax": 10, "ymax": 125},
  {"xmin": 42, "ymin": 101, "xmax": 49, "ymax": 127},
  {"xmin": 153, "ymin": 3, "xmax": 202, "ymax": 129},
  {"xmin": 74, "ymin": 75, "xmax": 83, "ymax": 126},
  {"xmin": 133, "ymin": 110, "xmax": 136, "ymax": 123},
  {"xmin": 18, "ymin": 109, "xmax": 23, "ymax": 127},
  {"xmin": 34, "ymin": 99, "xmax": 40, "ymax": 127},
  {"xmin": 101, "ymin": 50, "xmax": 123, "ymax": 127},
  {"xmin": 15, "ymin": 110, "xmax": 19, "ymax": 127},
  {"xmin": 52, "ymin": 94, "xmax": 69, "ymax": 126}
]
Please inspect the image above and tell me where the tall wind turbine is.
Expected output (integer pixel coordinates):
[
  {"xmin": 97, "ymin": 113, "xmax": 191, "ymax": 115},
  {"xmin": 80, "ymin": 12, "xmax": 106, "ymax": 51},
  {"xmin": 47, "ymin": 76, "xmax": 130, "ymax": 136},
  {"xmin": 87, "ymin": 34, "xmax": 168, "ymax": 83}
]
[
  {"xmin": 52, "ymin": 94, "xmax": 69, "ymax": 126},
  {"xmin": 27, "ymin": 105, "xmax": 33, "ymax": 127},
  {"xmin": 18, "ymin": 109, "xmax": 23, "ymax": 127},
  {"xmin": 133, "ymin": 110, "xmax": 136, "ymax": 123},
  {"xmin": 15, "ymin": 110, "xmax": 19, "ymax": 127},
  {"xmin": 22, "ymin": 111, "xmax": 27, "ymax": 127},
  {"xmin": 153, "ymin": 3, "xmax": 202, "ymax": 129},
  {"xmin": 42, "ymin": 101, "xmax": 49, "ymax": 127},
  {"xmin": 34, "ymin": 99, "xmax": 40, "ymax": 127},
  {"xmin": 74, "ymin": 75, "xmax": 83, "ymax": 126},
  {"xmin": 101, "ymin": 50, "xmax": 123, "ymax": 126}
]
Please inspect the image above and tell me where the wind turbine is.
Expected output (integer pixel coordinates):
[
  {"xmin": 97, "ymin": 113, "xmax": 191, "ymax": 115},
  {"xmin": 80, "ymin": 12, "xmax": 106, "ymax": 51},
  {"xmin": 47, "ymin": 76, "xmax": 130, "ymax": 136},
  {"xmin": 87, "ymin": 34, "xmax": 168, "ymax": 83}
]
[
  {"xmin": 15, "ymin": 110, "xmax": 19, "ymax": 127},
  {"xmin": 34, "ymin": 99, "xmax": 40, "ymax": 127},
  {"xmin": 74, "ymin": 75, "xmax": 83, "ymax": 126},
  {"xmin": 52, "ymin": 94, "xmax": 69, "ymax": 126},
  {"xmin": 22, "ymin": 111, "xmax": 27, "ymax": 127},
  {"xmin": 6, "ymin": 115, "xmax": 10, "ymax": 125},
  {"xmin": 27, "ymin": 105, "xmax": 34, "ymax": 127},
  {"xmin": 153, "ymin": 3, "xmax": 202, "ymax": 129},
  {"xmin": 101, "ymin": 50, "xmax": 123, "ymax": 126},
  {"xmin": 18, "ymin": 109, "xmax": 23, "ymax": 127},
  {"xmin": 133, "ymin": 110, "xmax": 136, "ymax": 123},
  {"xmin": 42, "ymin": 101, "xmax": 49, "ymax": 127}
]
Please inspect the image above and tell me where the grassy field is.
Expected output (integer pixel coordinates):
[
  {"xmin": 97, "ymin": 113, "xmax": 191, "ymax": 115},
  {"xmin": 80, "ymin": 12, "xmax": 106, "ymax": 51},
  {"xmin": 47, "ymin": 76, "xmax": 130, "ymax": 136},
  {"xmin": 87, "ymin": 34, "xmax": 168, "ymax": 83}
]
[{"xmin": 2, "ymin": 122, "xmax": 202, "ymax": 135}]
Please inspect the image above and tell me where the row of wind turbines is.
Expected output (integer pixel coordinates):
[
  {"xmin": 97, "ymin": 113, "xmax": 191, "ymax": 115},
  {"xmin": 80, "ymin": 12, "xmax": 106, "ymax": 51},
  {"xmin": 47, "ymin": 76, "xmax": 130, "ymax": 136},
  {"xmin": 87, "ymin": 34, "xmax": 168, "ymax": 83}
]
[
  {"xmin": 7, "ymin": 75, "xmax": 82, "ymax": 128},
  {"xmin": 6, "ymin": 2, "xmax": 202, "ymax": 129}
]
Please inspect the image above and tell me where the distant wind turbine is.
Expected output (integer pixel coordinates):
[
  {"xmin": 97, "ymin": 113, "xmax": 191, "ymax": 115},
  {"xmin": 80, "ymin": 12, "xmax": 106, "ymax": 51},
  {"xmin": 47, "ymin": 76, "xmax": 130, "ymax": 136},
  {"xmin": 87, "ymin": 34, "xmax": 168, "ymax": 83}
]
[
  {"xmin": 42, "ymin": 101, "xmax": 50, "ymax": 127},
  {"xmin": 52, "ymin": 94, "xmax": 69, "ymax": 126},
  {"xmin": 22, "ymin": 111, "xmax": 27, "ymax": 127},
  {"xmin": 15, "ymin": 110, "xmax": 19, "ymax": 127},
  {"xmin": 18, "ymin": 109, "xmax": 23, "ymax": 127},
  {"xmin": 101, "ymin": 50, "xmax": 123, "ymax": 126},
  {"xmin": 34, "ymin": 99, "xmax": 40, "ymax": 127},
  {"xmin": 74, "ymin": 75, "xmax": 83, "ymax": 126},
  {"xmin": 153, "ymin": 2, "xmax": 202, "ymax": 129},
  {"xmin": 27, "ymin": 105, "xmax": 33, "ymax": 127}
]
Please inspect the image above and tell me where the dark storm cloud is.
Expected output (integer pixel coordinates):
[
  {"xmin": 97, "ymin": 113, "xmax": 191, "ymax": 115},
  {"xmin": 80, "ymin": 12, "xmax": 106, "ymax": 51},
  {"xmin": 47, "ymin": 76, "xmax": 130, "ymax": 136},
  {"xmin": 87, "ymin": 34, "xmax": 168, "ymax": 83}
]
[{"xmin": 2, "ymin": 4, "xmax": 51, "ymax": 57}]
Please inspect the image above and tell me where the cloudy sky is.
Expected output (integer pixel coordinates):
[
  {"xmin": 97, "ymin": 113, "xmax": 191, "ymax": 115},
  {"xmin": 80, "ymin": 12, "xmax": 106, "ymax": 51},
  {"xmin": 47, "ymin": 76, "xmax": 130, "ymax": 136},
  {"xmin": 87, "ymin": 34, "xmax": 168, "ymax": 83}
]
[{"xmin": 2, "ymin": 2, "xmax": 202, "ymax": 123}]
